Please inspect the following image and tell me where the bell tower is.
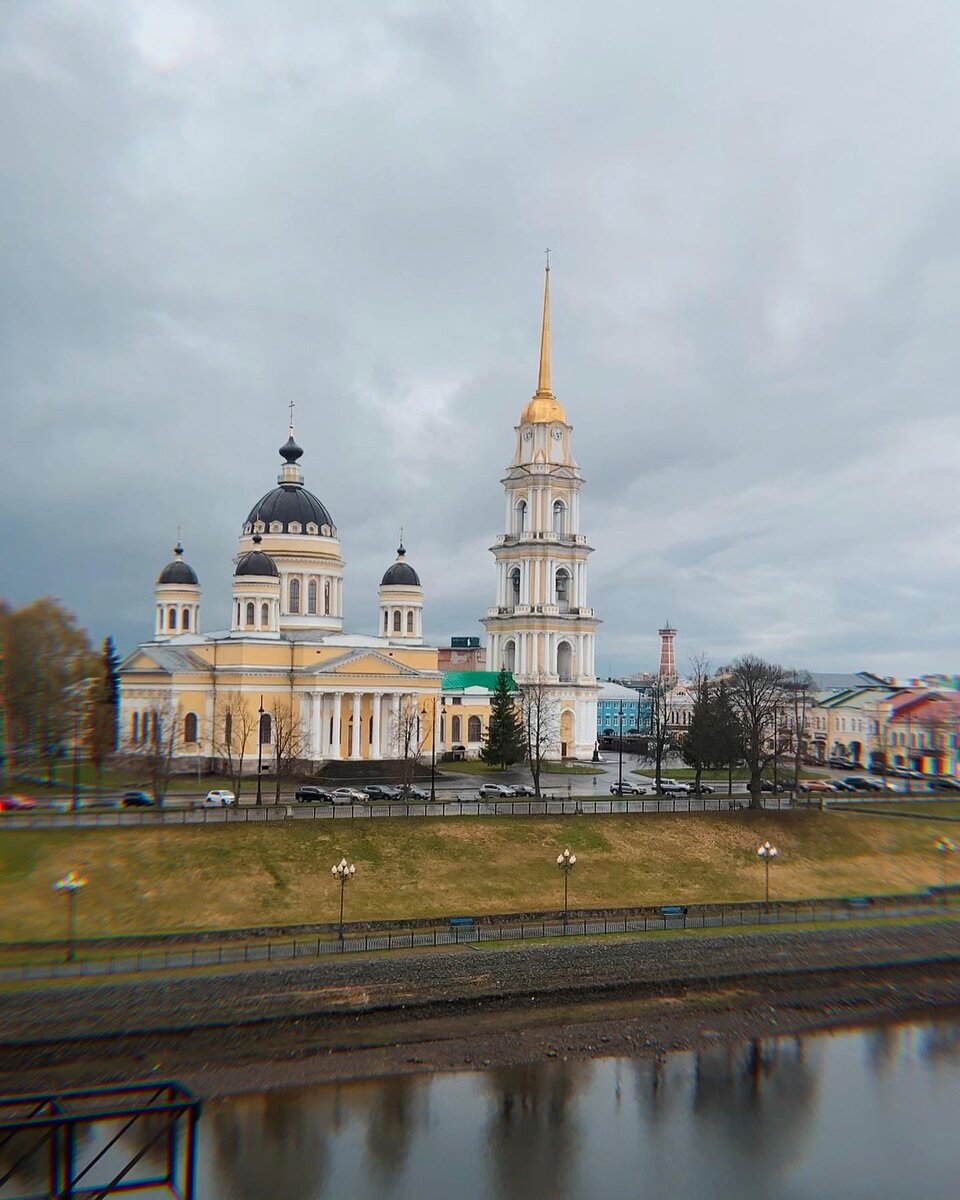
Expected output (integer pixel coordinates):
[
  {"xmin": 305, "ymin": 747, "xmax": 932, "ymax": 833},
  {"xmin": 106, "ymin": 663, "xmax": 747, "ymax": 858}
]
[{"xmin": 482, "ymin": 263, "xmax": 599, "ymax": 758}]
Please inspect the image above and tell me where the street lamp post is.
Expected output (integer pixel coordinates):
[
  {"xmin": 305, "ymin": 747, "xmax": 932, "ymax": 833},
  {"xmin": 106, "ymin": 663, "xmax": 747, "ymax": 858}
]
[
  {"xmin": 757, "ymin": 841, "xmax": 778, "ymax": 908},
  {"xmin": 331, "ymin": 858, "xmax": 356, "ymax": 945},
  {"xmin": 935, "ymin": 837, "xmax": 957, "ymax": 902},
  {"xmin": 54, "ymin": 871, "xmax": 87, "ymax": 963},
  {"xmin": 256, "ymin": 695, "xmax": 264, "ymax": 806},
  {"xmin": 556, "ymin": 847, "xmax": 577, "ymax": 930}
]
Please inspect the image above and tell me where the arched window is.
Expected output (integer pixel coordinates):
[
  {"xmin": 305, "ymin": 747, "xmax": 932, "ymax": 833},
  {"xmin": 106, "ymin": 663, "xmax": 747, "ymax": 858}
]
[
  {"xmin": 555, "ymin": 568, "xmax": 570, "ymax": 608},
  {"xmin": 557, "ymin": 640, "xmax": 573, "ymax": 682},
  {"xmin": 553, "ymin": 500, "xmax": 566, "ymax": 535},
  {"xmin": 259, "ymin": 712, "xmax": 272, "ymax": 745},
  {"xmin": 261, "ymin": 602, "xmax": 269, "ymax": 627},
  {"xmin": 510, "ymin": 567, "xmax": 521, "ymax": 607},
  {"xmin": 289, "ymin": 578, "xmax": 300, "ymax": 613},
  {"xmin": 168, "ymin": 607, "xmax": 177, "ymax": 630},
  {"xmin": 383, "ymin": 610, "xmax": 389, "ymax": 633},
  {"xmin": 452, "ymin": 715, "xmax": 462, "ymax": 742},
  {"xmin": 308, "ymin": 579, "xmax": 318, "ymax": 614},
  {"xmin": 131, "ymin": 712, "xmax": 139, "ymax": 742},
  {"xmin": 142, "ymin": 712, "xmax": 151, "ymax": 743},
  {"xmin": 393, "ymin": 610, "xmax": 402, "ymax": 632},
  {"xmin": 406, "ymin": 611, "xmax": 414, "ymax": 633},
  {"xmin": 246, "ymin": 601, "xmax": 255, "ymax": 626},
  {"xmin": 503, "ymin": 640, "xmax": 516, "ymax": 672},
  {"xmin": 224, "ymin": 712, "xmax": 233, "ymax": 746},
  {"xmin": 181, "ymin": 608, "xmax": 190, "ymax": 631},
  {"xmin": 184, "ymin": 712, "xmax": 198, "ymax": 743},
  {"xmin": 324, "ymin": 581, "xmax": 331, "ymax": 615},
  {"xmin": 514, "ymin": 499, "xmax": 528, "ymax": 533},
  {"xmin": 468, "ymin": 715, "xmax": 482, "ymax": 742}
]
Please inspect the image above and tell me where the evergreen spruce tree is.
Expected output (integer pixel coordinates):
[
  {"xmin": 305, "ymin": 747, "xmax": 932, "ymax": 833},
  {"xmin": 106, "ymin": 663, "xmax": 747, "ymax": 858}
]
[
  {"xmin": 481, "ymin": 668, "xmax": 525, "ymax": 769},
  {"xmin": 88, "ymin": 636, "xmax": 121, "ymax": 801}
]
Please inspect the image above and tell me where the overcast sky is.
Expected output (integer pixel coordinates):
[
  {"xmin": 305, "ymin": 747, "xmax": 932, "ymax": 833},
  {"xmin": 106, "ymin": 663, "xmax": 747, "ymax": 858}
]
[{"xmin": 3, "ymin": 1, "xmax": 960, "ymax": 678}]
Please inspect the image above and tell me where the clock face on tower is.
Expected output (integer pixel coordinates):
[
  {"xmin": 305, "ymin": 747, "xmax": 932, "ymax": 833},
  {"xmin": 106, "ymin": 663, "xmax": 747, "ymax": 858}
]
[
  {"xmin": 523, "ymin": 428, "xmax": 533, "ymax": 441},
  {"xmin": 552, "ymin": 426, "xmax": 563, "ymax": 440}
]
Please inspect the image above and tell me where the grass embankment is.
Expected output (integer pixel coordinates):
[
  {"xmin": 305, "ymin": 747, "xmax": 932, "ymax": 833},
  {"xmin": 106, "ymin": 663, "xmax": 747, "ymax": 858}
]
[{"xmin": 0, "ymin": 812, "xmax": 953, "ymax": 944}]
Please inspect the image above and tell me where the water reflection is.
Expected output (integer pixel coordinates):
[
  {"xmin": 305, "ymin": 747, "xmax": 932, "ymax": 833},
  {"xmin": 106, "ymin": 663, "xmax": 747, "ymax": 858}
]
[
  {"xmin": 186, "ymin": 1013, "xmax": 960, "ymax": 1200},
  {"xmin": 482, "ymin": 1060, "xmax": 593, "ymax": 1199}
]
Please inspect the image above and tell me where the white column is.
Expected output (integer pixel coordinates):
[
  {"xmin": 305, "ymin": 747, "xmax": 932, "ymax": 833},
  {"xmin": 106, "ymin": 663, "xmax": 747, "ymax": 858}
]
[
  {"xmin": 390, "ymin": 693, "xmax": 401, "ymax": 757},
  {"xmin": 310, "ymin": 692, "xmax": 320, "ymax": 757},
  {"xmin": 371, "ymin": 692, "xmax": 382, "ymax": 758},
  {"xmin": 330, "ymin": 692, "xmax": 343, "ymax": 759},
  {"xmin": 351, "ymin": 692, "xmax": 362, "ymax": 758}
]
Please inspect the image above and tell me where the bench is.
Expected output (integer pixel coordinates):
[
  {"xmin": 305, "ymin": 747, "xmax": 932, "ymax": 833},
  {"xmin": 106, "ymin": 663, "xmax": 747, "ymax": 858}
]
[
  {"xmin": 449, "ymin": 916, "xmax": 475, "ymax": 932},
  {"xmin": 660, "ymin": 905, "xmax": 688, "ymax": 919},
  {"xmin": 845, "ymin": 897, "xmax": 875, "ymax": 908}
]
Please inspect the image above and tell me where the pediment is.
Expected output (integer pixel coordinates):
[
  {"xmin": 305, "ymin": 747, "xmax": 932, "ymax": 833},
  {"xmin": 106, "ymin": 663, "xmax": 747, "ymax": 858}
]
[
  {"xmin": 310, "ymin": 649, "xmax": 421, "ymax": 677},
  {"xmin": 122, "ymin": 650, "xmax": 170, "ymax": 674}
]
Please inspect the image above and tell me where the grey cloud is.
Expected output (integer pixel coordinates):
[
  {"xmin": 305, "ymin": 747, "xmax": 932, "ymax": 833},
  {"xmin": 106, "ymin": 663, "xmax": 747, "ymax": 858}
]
[{"xmin": 3, "ymin": 0, "xmax": 960, "ymax": 678}]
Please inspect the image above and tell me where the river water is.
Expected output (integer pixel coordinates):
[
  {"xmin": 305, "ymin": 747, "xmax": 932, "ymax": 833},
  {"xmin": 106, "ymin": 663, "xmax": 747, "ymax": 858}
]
[
  {"xmin": 4, "ymin": 1013, "xmax": 959, "ymax": 1198},
  {"xmin": 194, "ymin": 1014, "xmax": 960, "ymax": 1199}
]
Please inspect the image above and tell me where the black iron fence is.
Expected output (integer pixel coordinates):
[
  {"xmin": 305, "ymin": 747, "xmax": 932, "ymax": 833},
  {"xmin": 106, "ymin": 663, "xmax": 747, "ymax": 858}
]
[
  {"xmin": 0, "ymin": 794, "xmax": 796, "ymax": 830},
  {"xmin": 3, "ymin": 890, "xmax": 952, "ymax": 984}
]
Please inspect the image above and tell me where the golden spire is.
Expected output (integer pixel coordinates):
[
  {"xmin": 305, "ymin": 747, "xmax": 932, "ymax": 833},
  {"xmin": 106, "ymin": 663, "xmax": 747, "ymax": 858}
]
[
  {"xmin": 537, "ymin": 252, "xmax": 552, "ymax": 395},
  {"xmin": 522, "ymin": 253, "xmax": 567, "ymax": 425}
]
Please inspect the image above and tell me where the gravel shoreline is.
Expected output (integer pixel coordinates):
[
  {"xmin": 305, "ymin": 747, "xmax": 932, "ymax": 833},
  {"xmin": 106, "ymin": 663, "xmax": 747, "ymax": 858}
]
[{"xmin": 2, "ymin": 921, "xmax": 958, "ymax": 1096}]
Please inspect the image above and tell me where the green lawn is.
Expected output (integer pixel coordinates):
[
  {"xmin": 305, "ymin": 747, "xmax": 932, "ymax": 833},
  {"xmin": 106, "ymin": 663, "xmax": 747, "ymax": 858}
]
[{"xmin": 0, "ymin": 810, "xmax": 954, "ymax": 944}]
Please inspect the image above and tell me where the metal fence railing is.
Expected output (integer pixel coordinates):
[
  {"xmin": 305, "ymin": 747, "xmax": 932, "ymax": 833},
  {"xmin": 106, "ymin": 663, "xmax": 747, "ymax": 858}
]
[
  {"xmin": 2, "ymin": 891, "xmax": 951, "ymax": 984},
  {"xmin": 0, "ymin": 795, "xmax": 797, "ymax": 830}
]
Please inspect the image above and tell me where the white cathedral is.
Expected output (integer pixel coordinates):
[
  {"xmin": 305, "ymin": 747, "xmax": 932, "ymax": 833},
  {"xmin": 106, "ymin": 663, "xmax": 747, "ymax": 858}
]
[{"xmin": 119, "ymin": 266, "xmax": 600, "ymax": 764}]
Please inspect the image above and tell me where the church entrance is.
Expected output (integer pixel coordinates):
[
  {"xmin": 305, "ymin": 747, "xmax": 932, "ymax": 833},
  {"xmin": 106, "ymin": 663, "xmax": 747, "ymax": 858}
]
[{"xmin": 560, "ymin": 709, "xmax": 575, "ymax": 758}]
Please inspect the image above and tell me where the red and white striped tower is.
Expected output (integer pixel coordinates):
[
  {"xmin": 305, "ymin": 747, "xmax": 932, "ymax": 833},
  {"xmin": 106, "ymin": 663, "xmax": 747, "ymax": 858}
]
[{"xmin": 658, "ymin": 623, "xmax": 677, "ymax": 683}]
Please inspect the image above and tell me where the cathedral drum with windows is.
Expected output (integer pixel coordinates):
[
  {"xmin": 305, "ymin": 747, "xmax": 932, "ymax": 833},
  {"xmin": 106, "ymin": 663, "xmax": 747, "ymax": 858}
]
[{"xmin": 482, "ymin": 264, "xmax": 599, "ymax": 758}]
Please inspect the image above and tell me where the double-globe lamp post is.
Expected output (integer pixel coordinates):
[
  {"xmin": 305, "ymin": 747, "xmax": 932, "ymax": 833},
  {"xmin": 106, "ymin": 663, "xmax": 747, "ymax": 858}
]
[
  {"xmin": 757, "ymin": 841, "xmax": 778, "ymax": 907},
  {"xmin": 556, "ymin": 847, "xmax": 577, "ymax": 930},
  {"xmin": 332, "ymin": 858, "xmax": 356, "ymax": 944},
  {"xmin": 54, "ymin": 870, "xmax": 87, "ymax": 963}
]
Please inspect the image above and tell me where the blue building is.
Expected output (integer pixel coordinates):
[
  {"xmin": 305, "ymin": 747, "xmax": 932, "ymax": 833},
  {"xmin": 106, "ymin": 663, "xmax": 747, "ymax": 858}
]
[{"xmin": 596, "ymin": 681, "xmax": 652, "ymax": 736}]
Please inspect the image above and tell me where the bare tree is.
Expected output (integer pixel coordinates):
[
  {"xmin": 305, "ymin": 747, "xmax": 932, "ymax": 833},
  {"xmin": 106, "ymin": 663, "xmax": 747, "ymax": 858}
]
[
  {"xmin": 390, "ymin": 697, "xmax": 428, "ymax": 793},
  {"xmin": 650, "ymin": 675, "xmax": 671, "ymax": 793},
  {"xmin": 728, "ymin": 655, "xmax": 786, "ymax": 809},
  {"xmin": 270, "ymin": 700, "xmax": 304, "ymax": 803},
  {"xmin": 131, "ymin": 700, "xmax": 180, "ymax": 804},
  {"xmin": 216, "ymin": 691, "xmax": 257, "ymax": 803},
  {"xmin": 782, "ymin": 670, "xmax": 814, "ymax": 793},
  {"xmin": 681, "ymin": 654, "xmax": 712, "ymax": 797},
  {"xmin": 519, "ymin": 674, "xmax": 559, "ymax": 799}
]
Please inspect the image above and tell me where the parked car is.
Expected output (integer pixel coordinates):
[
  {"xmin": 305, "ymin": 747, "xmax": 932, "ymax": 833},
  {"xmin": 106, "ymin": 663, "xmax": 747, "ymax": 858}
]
[
  {"xmin": 659, "ymin": 779, "xmax": 692, "ymax": 796},
  {"xmin": 799, "ymin": 780, "xmax": 834, "ymax": 794},
  {"xmin": 295, "ymin": 786, "xmax": 333, "ymax": 804},
  {"xmin": 362, "ymin": 784, "xmax": 400, "ymax": 801},
  {"xmin": 512, "ymin": 785, "xmax": 537, "ymax": 797},
  {"xmin": 397, "ymin": 785, "xmax": 429, "ymax": 801},
  {"xmin": 202, "ymin": 789, "xmax": 236, "ymax": 807},
  {"xmin": 610, "ymin": 781, "xmax": 646, "ymax": 796},
  {"xmin": 844, "ymin": 776, "xmax": 883, "ymax": 792},
  {"xmin": 931, "ymin": 777, "xmax": 960, "ymax": 792},
  {"xmin": 827, "ymin": 757, "xmax": 858, "ymax": 770},
  {"xmin": 0, "ymin": 794, "xmax": 37, "ymax": 811},
  {"xmin": 694, "ymin": 783, "xmax": 716, "ymax": 795},
  {"xmin": 332, "ymin": 788, "xmax": 368, "ymax": 804},
  {"xmin": 830, "ymin": 780, "xmax": 856, "ymax": 793},
  {"xmin": 478, "ymin": 783, "xmax": 516, "ymax": 798},
  {"xmin": 121, "ymin": 790, "xmax": 154, "ymax": 807}
]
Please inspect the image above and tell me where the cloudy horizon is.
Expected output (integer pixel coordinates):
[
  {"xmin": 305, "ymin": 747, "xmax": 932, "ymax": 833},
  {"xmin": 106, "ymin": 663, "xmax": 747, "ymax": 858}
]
[{"xmin": 3, "ymin": 1, "xmax": 960, "ymax": 680}]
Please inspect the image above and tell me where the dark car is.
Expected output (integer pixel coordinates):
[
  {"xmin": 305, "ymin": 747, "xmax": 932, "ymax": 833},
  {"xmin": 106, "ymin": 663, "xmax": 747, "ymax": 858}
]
[
  {"xmin": 122, "ymin": 790, "xmax": 154, "ymax": 807},
  {"xmin": 512, "ymin": 785, "xmax": 536, "ymax": 796},
  {"xmin": 844, "ymin": 776, "xmax": 882, "ymax": 792},
  {"xmin": 830, "ymin": 780, "xmax": 856, "ymax": 793},
  {"xmin": 398, "ymin": 785, "xmax": 429, "ymax": 800},
  {"xmin": 295, "ymin": 786, "xmax": 333, "ymax": 804},
  {"xmin": 931, "ymin": 777, "xmax": 960, "ymax": 792},
  {"xmin": 362, "ymin": 785, "xmax": 399, "ymax": 801}
]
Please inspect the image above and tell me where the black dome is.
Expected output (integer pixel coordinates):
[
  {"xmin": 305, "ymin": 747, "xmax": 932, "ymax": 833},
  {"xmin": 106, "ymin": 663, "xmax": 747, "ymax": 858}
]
[
  {"xmin": 235, "ymin": 536, "xmax": 279, "ymax": 578},
  {"xmin": 157, "ymin": 543, "xmax": 199, "ymax": 586},
  {"xmin": 245, "ymin": 486, "xmax": 335, "ymax": 535},
  {"xmin": 381, "ymin": 542, "xmax": 420, "ymax": 587}
]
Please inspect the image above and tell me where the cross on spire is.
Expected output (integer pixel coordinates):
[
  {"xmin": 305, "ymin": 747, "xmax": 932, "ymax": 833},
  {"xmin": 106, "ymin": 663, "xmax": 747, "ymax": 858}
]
[{"xmin": 288, "ymin": 398, "xmax": 295, "ymax": 435}]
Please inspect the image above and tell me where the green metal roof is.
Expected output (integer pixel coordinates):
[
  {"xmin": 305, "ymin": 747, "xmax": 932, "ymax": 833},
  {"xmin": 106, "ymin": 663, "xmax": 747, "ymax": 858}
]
[{"xmin": 442, "ymin": 670, "xmax": 516, "ymax": 692}]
